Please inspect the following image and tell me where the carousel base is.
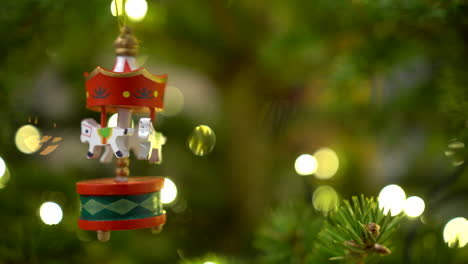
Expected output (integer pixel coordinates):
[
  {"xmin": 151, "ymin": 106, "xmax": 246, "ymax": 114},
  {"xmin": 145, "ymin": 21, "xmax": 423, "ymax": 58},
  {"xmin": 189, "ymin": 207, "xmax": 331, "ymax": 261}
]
[{"xmin": 76, "ymin": 176, "xmax": 166, "ymax": 241}]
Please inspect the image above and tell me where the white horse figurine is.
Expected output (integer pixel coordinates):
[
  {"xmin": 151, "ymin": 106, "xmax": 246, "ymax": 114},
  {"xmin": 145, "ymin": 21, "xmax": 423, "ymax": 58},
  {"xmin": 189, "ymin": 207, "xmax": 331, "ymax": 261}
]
[
  {"xmin": 100, "ymin": 118, "xmax": 166, "ymax": 164},
  {"xmin": 133, "ymin": 118, "xmax": 167, "ymax": 164},
  {"xmin": 80, "ymin": 118, "xmax": 133, "ymax": 159}
]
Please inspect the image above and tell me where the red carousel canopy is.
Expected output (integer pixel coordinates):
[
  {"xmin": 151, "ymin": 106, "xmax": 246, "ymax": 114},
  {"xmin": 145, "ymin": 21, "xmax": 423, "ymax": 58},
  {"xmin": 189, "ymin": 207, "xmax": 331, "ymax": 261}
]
[{"xmin": 85, "ymin": 67, "xmax": 167, "ymax": 113}]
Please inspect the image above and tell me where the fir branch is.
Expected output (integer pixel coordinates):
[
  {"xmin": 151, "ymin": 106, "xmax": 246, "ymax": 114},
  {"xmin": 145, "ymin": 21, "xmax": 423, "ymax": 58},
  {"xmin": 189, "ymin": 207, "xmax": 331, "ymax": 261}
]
[
  {"xmin": 254, "ymin": 203, "xmax": 324, "ymax": 264},
  {"xmin": 317, "ymin": 195, "xmax": 402, "ymax": 264}
]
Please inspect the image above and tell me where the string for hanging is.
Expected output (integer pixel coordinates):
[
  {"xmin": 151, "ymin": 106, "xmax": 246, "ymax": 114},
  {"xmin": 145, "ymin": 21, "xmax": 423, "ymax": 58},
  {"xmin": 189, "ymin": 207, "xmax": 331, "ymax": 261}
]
[
  {"xmin": 123, "ymin": 0, "xmax": 127, "ymax": 28},
  {"xmin": 113, "ymin": 0, "xmax": 128, "ymax": 31}
]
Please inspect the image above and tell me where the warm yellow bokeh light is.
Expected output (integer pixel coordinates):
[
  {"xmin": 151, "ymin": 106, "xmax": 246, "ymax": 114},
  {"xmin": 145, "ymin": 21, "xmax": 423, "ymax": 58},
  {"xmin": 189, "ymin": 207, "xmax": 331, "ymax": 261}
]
[
  {"xmin": 0, "ymin": 157, "xmax": 9, "ymax": 189},
  {"xmin": 108, "ymin": 113, "xmax": 134, "ymax": 128},
  {"xmin": 448, "ymin": 140, "xmax": 465, "ymax": 149},
  {"xmin": 188, "ymin": 125, "xmax": 216, "ymax": 156},
  {"xmin": 110, "ymin": 0, "xmax": 124, "ymax": 16},
  {"xmin": 161, "ymin": 86, "xmax": 184, "ymax": 117},
  {"xmin": 0, "ymin": 167, "xmax": 10, "ymax": 189},
  {"xmin": 404, "ymin": 196, "xmax": 425, "ymax": 218},
  {"xmin": 443, "ymin": 217, "xmax": 468, "ymax": 248},
  {"xmin": 312, "ymin": 185, "xmax": 339, "ymax": 213},
  {"xmin": 203, "ymin": 262, "xmax": 216, "ymax": 264},
  {"xmin": 378, "ymin": 184, "xmax": 406, "ymax": 216},
  {"xmin": 0, "ymin": 157, "xmax": 5, "ymax": 178},
  {"xmin": 15, "ymin": 125, "xmax": 42, "ymax": 154},
  {"xmin": 313, "ymin": 148, "xmax": 339, "ymax": 179},
  {"xmin": 39, "ymin": 202, "xmax": 63, "ymax": 225},
  {"xmin": 445, "ymin": 139, "xmax": 465, "ymax": 166},
  {"xmin": 108, "ymin": 113, "xmax": 119, "ymax": 127},
  {"xmin": 161, "ymin": 178, "xmax": 177, "ymax": 204},
  {"xmin": 295, "ymin": 154, "xmax": 318, "ymax": 176},
  {"xmin": 125, "ymin": 0, "xmax": 148, "ymax": 22}
]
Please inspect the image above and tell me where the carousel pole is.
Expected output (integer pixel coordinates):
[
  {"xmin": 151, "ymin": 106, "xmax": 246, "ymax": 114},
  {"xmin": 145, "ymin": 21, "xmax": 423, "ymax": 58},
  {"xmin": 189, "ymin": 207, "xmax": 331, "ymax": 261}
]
[
  {"xmin": 113, "ymin": 26, "xmax": 139, "ymax": 183},
  {"xmin": 98, "ymin": 27, "xmax": 138, "ymax": 240}
]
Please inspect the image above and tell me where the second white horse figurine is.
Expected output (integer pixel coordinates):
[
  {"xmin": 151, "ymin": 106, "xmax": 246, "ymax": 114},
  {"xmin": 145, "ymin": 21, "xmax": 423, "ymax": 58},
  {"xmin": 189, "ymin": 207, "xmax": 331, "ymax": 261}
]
[{"xmin": 99, "ymin": 118, "xmax": 166, "ymax": 164}]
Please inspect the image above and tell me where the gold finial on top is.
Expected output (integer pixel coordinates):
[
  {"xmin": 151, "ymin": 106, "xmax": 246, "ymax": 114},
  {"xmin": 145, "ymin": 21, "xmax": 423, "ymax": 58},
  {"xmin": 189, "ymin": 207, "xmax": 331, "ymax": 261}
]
[{"xmin": 114, "ymin": 26, "xmax": 139, "ymax": 56}]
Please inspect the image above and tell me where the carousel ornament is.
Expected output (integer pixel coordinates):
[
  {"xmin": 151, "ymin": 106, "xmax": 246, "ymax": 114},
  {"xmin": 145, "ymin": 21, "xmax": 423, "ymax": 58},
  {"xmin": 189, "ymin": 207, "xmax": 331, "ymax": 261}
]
[{"xmin": 77, "ymin": 26, "xmax": 168, "ymax": 241}]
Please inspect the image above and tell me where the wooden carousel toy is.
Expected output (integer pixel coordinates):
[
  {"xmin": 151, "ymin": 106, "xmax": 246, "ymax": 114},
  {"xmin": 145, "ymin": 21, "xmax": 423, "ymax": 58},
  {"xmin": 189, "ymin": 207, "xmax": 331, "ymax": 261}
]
[{"xmin": 78, "ymin": 26, "xmax": 167, "ymax": 241}]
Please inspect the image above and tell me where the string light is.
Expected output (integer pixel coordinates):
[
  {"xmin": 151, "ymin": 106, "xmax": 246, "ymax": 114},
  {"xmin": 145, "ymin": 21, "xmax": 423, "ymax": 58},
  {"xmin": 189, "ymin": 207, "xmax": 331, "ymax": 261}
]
[
  {"xmin": 110, "ymin": 0, "xmax": 124, "ymax": 16},
  {"xmin": 294, "ymin": 154, "xmax": 318, "ymax": 176},
  {"xmin": 188, "ymin": 125, "xmax": 216, "ymax": 156},
  {"xmin": 0, "ymin": 157, "xmax": 6, "ymax": 178},
  {"xmin": 404, "ymin": 196, "xmax": 425, "ymax": 218},
  {"xmin": 161, "ymin": 86, "xmax": 184, "ymax": 117},
  {"xmin": 125, "ymin": 0, "xmax": 148, "ymax": 22},
  {"xmin": 108, "ymin": 113, "xmax": 119, "ymax": 127},
  {"xmin": 313, "ymin": 148, "xmax": 339, "ymax": 179},
  {"xmin": 39, "ymin": 202, "xmax": 63, "ymax": 225},
  {"xmin": 378, "ymin": 184, "xmax": 406, "ymax": 216},
  {"xmin": 15, "ymin": 125, "xmax": 42, "ymax": 154},
  {"xmin": 0, "ymin": 157, "xmax": 9, "ymax": 189},
  {"xmin": 312, "ymin": 185, "xmax": 339, "ymax": 213},
  {"xmin": 161, "ymin": 178, "xmax": 177, "ymax": 204},
  {"xmin": 443, "ymin": 217, "xmax": 468, "ymax": 248},
  {"xmin": 108, "ymin": 113, "xmax": 134, "ymax": 128}
]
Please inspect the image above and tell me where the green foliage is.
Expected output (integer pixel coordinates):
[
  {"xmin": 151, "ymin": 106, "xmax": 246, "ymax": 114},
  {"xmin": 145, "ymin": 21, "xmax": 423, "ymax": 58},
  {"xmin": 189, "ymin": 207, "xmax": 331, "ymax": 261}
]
[
  {"xmin": 254, "ymin": 203, "xmax": 324, "ymax": 264},
  {"xmin": 317, "ymin": 196, "xmax": 402, "ymax": 264}
]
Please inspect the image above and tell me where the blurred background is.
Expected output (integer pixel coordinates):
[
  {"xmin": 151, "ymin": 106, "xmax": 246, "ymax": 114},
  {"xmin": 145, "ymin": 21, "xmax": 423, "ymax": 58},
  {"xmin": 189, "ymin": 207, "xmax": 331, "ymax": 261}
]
[{"xmin": 1, "ymin": 0, "xmax": 468, "ymax": 263}]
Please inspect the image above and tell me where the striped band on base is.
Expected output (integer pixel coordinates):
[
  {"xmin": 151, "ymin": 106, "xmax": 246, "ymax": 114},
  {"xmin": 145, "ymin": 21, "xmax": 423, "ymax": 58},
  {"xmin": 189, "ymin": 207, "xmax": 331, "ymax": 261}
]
[{"xmin": 78, "ymin": 214, "xmax": 166, "ymax": 231}]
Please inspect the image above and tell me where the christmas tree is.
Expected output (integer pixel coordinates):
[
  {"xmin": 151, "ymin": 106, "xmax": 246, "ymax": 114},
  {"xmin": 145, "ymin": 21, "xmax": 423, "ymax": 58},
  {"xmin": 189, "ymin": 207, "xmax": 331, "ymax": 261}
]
[{"xmin": 0, "ymin": 0, "xmax": 467, "ymax": 263}]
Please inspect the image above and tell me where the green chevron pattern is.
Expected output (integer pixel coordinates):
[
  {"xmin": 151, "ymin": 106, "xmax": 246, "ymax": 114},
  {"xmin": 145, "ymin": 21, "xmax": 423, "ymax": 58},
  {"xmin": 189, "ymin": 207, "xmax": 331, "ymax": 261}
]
[{"xmin": 79, "ymin": 191, "xmax": 163, "ymax": 221}]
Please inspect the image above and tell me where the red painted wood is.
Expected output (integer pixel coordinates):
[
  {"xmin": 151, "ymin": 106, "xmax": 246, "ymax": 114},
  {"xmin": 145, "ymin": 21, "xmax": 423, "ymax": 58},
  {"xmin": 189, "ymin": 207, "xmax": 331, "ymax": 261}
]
[
  {"xmin": 78, "ymin": 214, "xmax": 166, "ymax": 231},
  {"xmin": 123, "ymin": 60, "xmax": 132, "ymax": 73},
  {"xmin": 150, "ymin": 107, "xmax": 156, "ymax": 123},
  {"xmin": 76, "ymin": 176, "xmax": 165, "ymax": 195},
  {"xmin": 100, "ymin": 106, "xmax": 106, "ymax": 128},
  {"xmin": 85, "ymin": 67, "xmax": 167, "ymax": 113}
]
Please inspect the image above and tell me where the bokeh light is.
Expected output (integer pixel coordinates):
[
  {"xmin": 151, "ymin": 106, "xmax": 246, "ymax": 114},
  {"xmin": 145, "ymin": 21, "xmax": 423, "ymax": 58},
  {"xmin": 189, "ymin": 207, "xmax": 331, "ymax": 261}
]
[
  {"xmin": 0, "ymin": 156, "xmax": 5, "ymax": 177},
  {"xmin": 203, "ymin": 262, "xmax": 216, "ymax": 264},
  {"xmin": 161, "ymin": 86, "xmax": 184, "ymax": 117},
  {"xmin": 0, "ymin": 169, "xmax": 10, "ymax": 189},
  {"xmin": 313, "ymin": 148, "xmax": 339, "ymax": 179},
  {"xmin": 294, "ymin": 154, "xmax": 318, "ymax": 176},
  {"xmin": 404, "ymin": 196, "xmax": 425, "ymax": 218},
  {"xmin": 125, "ymin": 0, "xmax": 148, "ymax": 22},
  {"xmin": 161, "ymin": 178, "xmax": 177, "ymax": 204},
  {"xmin": 443, "ymin": 217, "xmax": 468, "ymax": 248},
  {"xmin": 378, "ymin": 184, "xmax": 406, "ymax": 216},
  {"xmin": 445, "ymin": 139, "xmax": 465, "ymax": 166},
  {"xmin": 15, "ymin": 124, "xmax": 42, "ymax": 154},
  {"xmin": 39, "ymin": 202, "xmax": 63, "ymax": 225},
  {"xmin": 188, "ymin": 125, "xmax": 216, "ymax": 156},
  {"xmin": 110, "ymin": 0, "xmax": 124, "ymax": 16},
  {"xmin": 312, "ymin": 185, "xmax": 339, "ymax": 213},
  {"xmin": 108, "ymin": 113, "xmax": 119, "ymax": 127},
  {"xmin": 108, "ymin": 113, "xmax": 134, "ymax": 128},
  {"xmin": 0, "ymin": 157, "xmax": 10, "ymax": 189}
]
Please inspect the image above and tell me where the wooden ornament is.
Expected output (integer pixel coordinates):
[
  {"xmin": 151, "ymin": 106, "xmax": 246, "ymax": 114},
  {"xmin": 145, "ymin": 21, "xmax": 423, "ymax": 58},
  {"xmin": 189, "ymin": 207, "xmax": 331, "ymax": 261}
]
[{"xmin": 78, "ymin": 26, "xmax": 169, "ymax": 240}]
